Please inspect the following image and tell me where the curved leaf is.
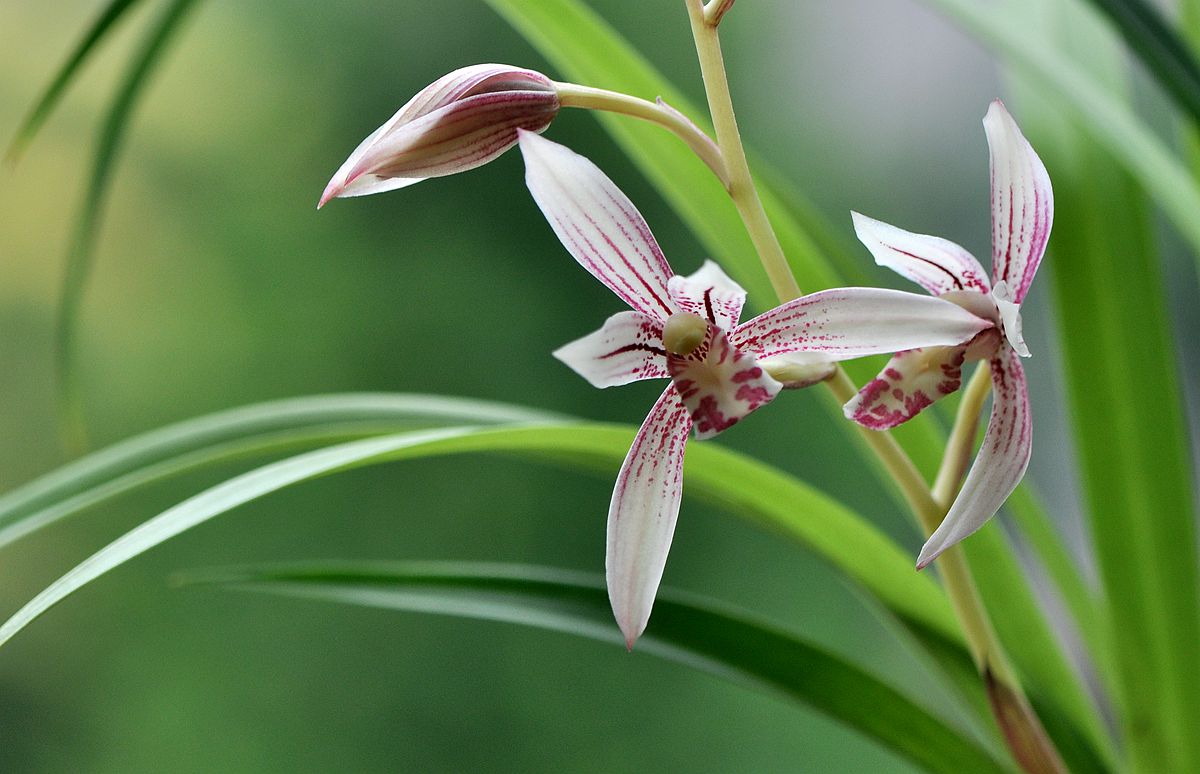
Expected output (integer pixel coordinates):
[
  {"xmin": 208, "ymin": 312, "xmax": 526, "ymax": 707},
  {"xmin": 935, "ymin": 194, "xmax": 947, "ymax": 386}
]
[
  {"xmin": 0, "ymin": 424, "xmax": 959, "ymax": 651},
  {"xmin": 178, "ymin": 561, "xmax": 1011, "ymax": 774}
]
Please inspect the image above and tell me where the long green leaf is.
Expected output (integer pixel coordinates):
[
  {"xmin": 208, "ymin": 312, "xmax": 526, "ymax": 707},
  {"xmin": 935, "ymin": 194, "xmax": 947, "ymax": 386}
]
[
  {"xmin": 480, "ymin": 0, "xmax": 1102, "ymax": 760},
  {"xmin": 180, "ymin": 561, "xmax": 1011, "ymax": 774},
  {"xmin": 0, "ymin": 424, "xmax": 959, "ymax": 651},
  {"xmin": 55, "ymin": 0, "xmax": 199, "ymax": 451},
  {"xmin": 0, "ymin": 392, "xmax": 561, "ymax": 535},
  {"xmin": 922, "ymin": 0, "xmax": 1200, "ymax": 274},
  {"xmin": 999, "ymin": 2, "xmax": 1198, "ymax": 770},
  {"xmin": 4, "ymin": 0, "xmax": 146, "ymax": 161},
  {"xmin": 1080, "ymin": 0, "xmax": 1200, "ymax": 129}
]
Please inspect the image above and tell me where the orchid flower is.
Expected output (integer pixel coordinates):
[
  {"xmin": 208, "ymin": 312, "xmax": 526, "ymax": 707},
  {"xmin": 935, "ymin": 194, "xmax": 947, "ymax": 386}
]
[
  {"xmin": 318, "ymin": 64, "xmax": 559, "ymax": 207},
  {"xmin": 518, "ymin": 130, "xmax": 994, "ymax": 646},
  {"xmin": 844, "ymin": 101, "xmax": 1052, "ymax": 568}
]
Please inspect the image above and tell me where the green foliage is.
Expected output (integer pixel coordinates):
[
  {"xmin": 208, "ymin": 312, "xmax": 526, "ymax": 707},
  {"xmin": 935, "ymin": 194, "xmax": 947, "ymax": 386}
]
[{"xmin": 179, "ymin": 560, "xmax": 1012, "ymax": 774}]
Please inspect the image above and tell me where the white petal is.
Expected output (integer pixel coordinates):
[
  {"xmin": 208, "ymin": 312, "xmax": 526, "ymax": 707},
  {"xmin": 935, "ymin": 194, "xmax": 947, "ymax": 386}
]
[
  {"xmin": 851, "ymin": 211, "xmax": 991, "ymax": 295},
  {"xmin": 732, "ymin": 288, "xmax": 992, "ymax": 360},
  {"xmin": 918, "ymin": 351, "xmax": 1031, "ymax": 568},
  {"xmin": 607, "ymin": 386, "xmax": 693, "ymax": 648},
  {"xmin": 844, "ymin": 346, "xmax": 966, "ymax": 430},
  {"xmin": 519, "ymin": 131, "xmax": 677, "ymax": 320},
  {"xmin": 668, "ymin": 328, "xmax": 782, "ymax": 440},
  {"xmin": 986, "ymin": 101, "xmax": 1053, "ymax": 304},
  {"xmin": 758, "ymin": 352, "xmax": 837, "ymax": 389},
  {"xmin": 553, "ymin": 311, "xmax": 668, "ymax": 388},
  {"xmin": 991, "ymin": 281, "xmax": 1030, "ymax": 357},
  {"xmin": 666, "ymin": 260, "xmax": 747, "ymax": 330}
]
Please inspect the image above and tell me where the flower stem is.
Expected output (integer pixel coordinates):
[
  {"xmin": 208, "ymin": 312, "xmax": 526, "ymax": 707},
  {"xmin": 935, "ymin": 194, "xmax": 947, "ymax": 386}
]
[
  {"xmin": 555, "ymin": 82, "xmax": 729, "ymax": 187},
  {"xmin": 683, "ymin": 3, "xmax": 1065, "ymax": 771}
]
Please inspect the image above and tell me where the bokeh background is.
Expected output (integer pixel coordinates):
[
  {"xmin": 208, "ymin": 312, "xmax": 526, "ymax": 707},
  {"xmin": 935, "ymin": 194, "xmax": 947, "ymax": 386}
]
[{"xmin": 0, "ymin": 1, "xmax": 1194, "ymax": 772}]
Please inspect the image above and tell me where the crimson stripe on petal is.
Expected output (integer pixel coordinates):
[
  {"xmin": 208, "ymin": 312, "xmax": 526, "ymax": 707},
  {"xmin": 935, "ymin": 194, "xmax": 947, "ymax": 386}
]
[
  {"xmin": 519, "ymin": 132, "xmax": 675, "ymax": 319},
  {"xmin": 553, "ymin": 311, "xmax": 668, "ymax": 388},
  {"xmin": 852, "ymin": 211, "xmax": 991, "ymax": 296},
  {"xmin": 917, "ymin": 350, "xmax": 1031, "ymax": 567},
  {"xmin": 607, "ymin": 385, "xmax": 693, "ymax": 648}
]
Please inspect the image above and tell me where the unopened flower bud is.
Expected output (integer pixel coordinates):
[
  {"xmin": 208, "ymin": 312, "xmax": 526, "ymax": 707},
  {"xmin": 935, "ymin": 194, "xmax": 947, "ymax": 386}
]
[{"xmin": 319, "ymin": 64, "xmax": 559, "ymax": 207}]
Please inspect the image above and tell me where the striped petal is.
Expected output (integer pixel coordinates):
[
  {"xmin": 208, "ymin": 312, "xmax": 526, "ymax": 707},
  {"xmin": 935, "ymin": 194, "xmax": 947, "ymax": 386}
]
[
  {"xmin": 986, "ymin": 101, "xmax": 1053, "ymax": 304},
  {"xmin": 520, "ymin": 131, "xmax": 676, "ymax": 320},
  {"xmin": 917, "ymin": 350, "xmax": 1031, "ymax": 568},
  {"xmin": 852, "ymin": 211, "xmax": 990, "ymax": 295},
  {"xmin": 732, "ymin": 288, "xmax": 992, "ymax": 360},
  {"xmin": 607, "ymin": 386, "xmax": 693, "ymax": 648},
  {"xmin": 844, "ymin": 346, "xmax": 966, "ymax": 430},
  {"xmin": 667, "ymin": 328, "xmax": 781, "ymax": 440},
  {"xmin": 666, "ymin": 260, "xmax": 746, "ymax": 331},
  {"xmin": 553, "ymin": 311, "xmax": 668, "ymax": 388},
  {"xmin": 320, "ymin": 65, "xmax": 558, "ymax": 206}
]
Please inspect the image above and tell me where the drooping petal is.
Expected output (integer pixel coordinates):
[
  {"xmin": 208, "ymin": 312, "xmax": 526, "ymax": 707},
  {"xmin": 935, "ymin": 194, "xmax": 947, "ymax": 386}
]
[
  {"xmin": 519, "ymin": 131, "xmax": 676, "ymax": 320},
  {"xmin": 732, "ymin": 288, "xmax": 992, "ymax": 360},
  {"xmin": 917, "ymin": 350, "xmax": 1031, "ymax": 568},
  {"xmin": 319, "ymin": 64, "xmax": 559, "ymax": 206},
  {"xmin": 986, "ymin": 101, "xmax": 1053, "ymax": 304},
  {"xmin": 553, "ymin": 311, "xmax": 668, "ymax": 388},
  {"xmin": 991, "ymin": 280, "xmax": 1030, "ymax": 357},
  {"xmin": 844, "ymin": 346, "xmax": 966, "ymax": 430},
  {"xmin": 851, "ymin": 211, "xmax": 991, "ymax": 296},
  {"xmin": 667, "ymin": 328, "xmax": 782, "ymax": 440},
  {"xmin": 666, "ymin": 260, "xmax": 747, "ymax": 330},
  {"xmin": 607, "ymin": 386, "xmax": 693, "ymax": 648}
]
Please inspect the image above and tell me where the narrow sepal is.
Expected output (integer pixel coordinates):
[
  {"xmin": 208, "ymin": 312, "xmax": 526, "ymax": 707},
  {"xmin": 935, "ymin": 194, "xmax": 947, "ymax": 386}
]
[
  {"xmin": 733, "ymin": 288, "xmax": 991, "ymax": 361},
  {"xmin": 519, "ymin": 131, "xmax": 676, "ymax": 320},
  {"xmin": 851, "ymin": 211, "xmax": 991, "ymax": 296},
  {"xmin": 553, "ymin": 311, "xmax": 668, "ymax": 388},
  {"xmin": 985, "ymin": 101, "xmax": 1052, "ymax": 304},
  {"xmin": 606, "ymin": 386, "xmax": 693, "ymax": 648},
  {"xmin": 917, "ymin": 351, "xmax": 1031, "ymax": 567},
  {"xmin": 844, "ymin": 346, "xmax": 966, "ymax": 430}
]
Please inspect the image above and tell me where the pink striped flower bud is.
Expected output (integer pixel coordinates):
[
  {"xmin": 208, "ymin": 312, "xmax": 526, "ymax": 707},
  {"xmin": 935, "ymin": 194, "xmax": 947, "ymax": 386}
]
[{"xmin": 319, "ymin": 64, "xmax": 559, "ymax": 207}]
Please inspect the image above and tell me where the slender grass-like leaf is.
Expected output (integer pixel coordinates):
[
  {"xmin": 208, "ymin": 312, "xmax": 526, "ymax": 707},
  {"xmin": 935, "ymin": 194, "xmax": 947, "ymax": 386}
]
[
  {"xmin": 4, "ymin": 0, "xmax": 146, "ymax": 162},
  {"xmin": 921, "ymin": 0, "xmax": 1200, "ymax": 274},
  {"xmin": 0, "ymin": 424, "xmax": 959, "ymax": 651},
  {"xmin": 55, "ymin": 0, "xmax": 199, "ymax": 452},
  {"xmin": 1000, "ymin": 2, "xmax": 1198, "ymax": 770},
  {"xmin": 179, "ymin": 561, "xmax": 1012, "ymax": 774},
  {"xmin": 1080, "ymin": 0, "xmax": 1200, "ymax": 128},
  {"xmin": 0, "ymin": 393, "xmax": 561, "ymax": 535},
  {"xmin": 480, "ymin": 0, "xmax": 1102, "ymax": 759}
]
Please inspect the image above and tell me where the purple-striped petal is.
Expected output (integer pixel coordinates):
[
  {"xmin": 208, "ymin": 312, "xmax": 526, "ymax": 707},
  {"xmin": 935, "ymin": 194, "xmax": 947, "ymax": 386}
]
[
  {"xmin": 668, "ymin": 327, "xmax": 781, "ymax": 440},
  {"xmin": 917, "ymin": 350, "xmax": 1031, "ymax": 568},
  {"xmin": 732, "ymin": 288, "xmax": 992, "ymax": 360},
  {"xmin": 666, "ymin": 260, "xmax": 746, "ymax": 330},
  {"xmin": 844, "ymin": 346, "xmax": 966, "ymax": 430},
  {"xmin": 852, "ymin": 211, "xmax": 991, "ymax": 296},
  {"xmin": 519, "ymin": 131, "xmax": 677, "ymax": 320},
  {"xmin": 553, "ymin": 311, "xmax": 668, "ymax": 388},
  {"xmin": 607, "ymin": 386, "xmax": 693, "ymax": 648},
  {"xmin": 986, "ymin": 101, "xmax": 1052, "ymax": 304},
  {"xmin": 320, "ymin": 65, "xmax": 558, "ymax": 206}
]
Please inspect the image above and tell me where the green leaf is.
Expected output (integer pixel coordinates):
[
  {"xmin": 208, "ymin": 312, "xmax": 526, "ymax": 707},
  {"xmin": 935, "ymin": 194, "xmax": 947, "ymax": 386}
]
[
  {"xmin": 179, "ymin": 561, "xmax": 1011, "ymax": 774},
  {"xmin": 0, "ymin": 424, "xmax": 959, "ymax": 652},
  {"xmin": 1079, "ymin": 0, "xmax": 1200, "ymax": 130},
  {"xmin": 0, "ymin": 392, "xmax": 563, "ymax": 543},
  {"xmin": 998, "ymin": 2, "xmax": 1198, "ymax": 770},
  {"xmin": 920, "ymin": 0, "xmax": 1200, "ymax": 278},
  {"xmin": 480, "ymin": 0, "xmax": 1102, "ymax": 760},
  {"xmin": 55, "ymin": 0, "xmax": 200, "ymax": 451},
  {"xmin": 4, "ymin": 0, "xmax": 146, "ymax": 162}
]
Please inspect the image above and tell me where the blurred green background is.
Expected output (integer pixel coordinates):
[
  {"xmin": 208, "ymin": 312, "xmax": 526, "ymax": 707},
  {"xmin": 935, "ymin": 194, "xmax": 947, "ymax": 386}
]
[{"xmin": 1, "ymin": 1, "xmax": 1176, "ymax": 771}]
